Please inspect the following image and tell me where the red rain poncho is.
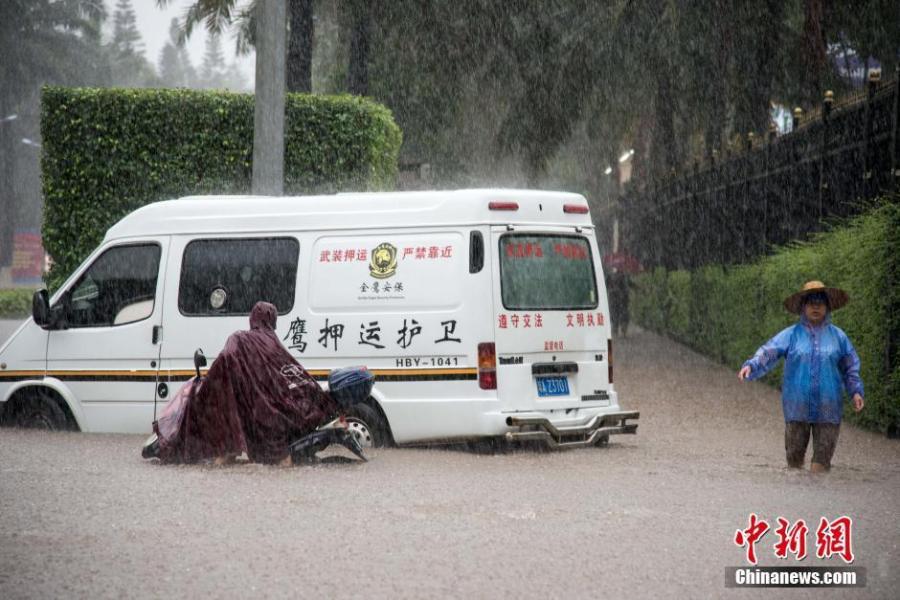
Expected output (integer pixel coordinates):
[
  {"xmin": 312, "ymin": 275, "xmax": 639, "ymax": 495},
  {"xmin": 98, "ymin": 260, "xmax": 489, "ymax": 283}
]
[{"xmin": 154, "ymin": 302, "xmax": 338, "ymax": 464}]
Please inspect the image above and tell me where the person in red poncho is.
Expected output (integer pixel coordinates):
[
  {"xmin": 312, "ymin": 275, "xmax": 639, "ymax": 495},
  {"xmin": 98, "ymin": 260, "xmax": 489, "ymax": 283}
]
[{"xmin": 148, "ymin": 301, "xmax": 339, "ymax": 465}]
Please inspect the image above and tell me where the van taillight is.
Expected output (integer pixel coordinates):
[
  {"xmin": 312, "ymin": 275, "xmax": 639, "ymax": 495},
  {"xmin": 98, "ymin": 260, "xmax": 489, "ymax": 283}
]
[
  {"xmin": 563, "ymin": 204, "xmax": 589, "ymax": 214},
  {"xmin": 478, "ymin": 342, "xmax": 497, "ymax": 389},
  {"xmin": 488, "ymin": 201, "xmax": 518, "ymax": 211},
  {"xmin": 608, "ymin": 339, "xmax": 613, "ymax": 384}
]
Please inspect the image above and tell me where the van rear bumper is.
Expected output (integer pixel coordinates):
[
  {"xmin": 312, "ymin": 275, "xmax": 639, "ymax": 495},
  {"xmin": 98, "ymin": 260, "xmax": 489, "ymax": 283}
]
[{"xmin": 504, "ymin": 411, "xmax": 639, "ymax": 449}]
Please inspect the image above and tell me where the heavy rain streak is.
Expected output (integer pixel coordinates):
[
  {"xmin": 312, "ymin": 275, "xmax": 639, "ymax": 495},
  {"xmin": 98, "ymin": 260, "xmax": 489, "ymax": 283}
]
[{"xmin": 1, "ymin": 1, "xmax": 899, "ymax": 598}]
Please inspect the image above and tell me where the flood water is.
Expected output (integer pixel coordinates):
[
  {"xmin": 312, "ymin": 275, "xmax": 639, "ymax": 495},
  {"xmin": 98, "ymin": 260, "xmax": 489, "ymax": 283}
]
[{"xmin": 1, "ymin": 326, "xmax": 897, "ymax": 598}]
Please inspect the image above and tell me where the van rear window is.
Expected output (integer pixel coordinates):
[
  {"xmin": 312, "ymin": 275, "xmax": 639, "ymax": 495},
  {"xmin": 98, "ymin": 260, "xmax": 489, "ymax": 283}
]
[
  {"xmin": 179, "ymin": 237, "xmax": 299, "ymax": 316},
  {"xmin": 499, "ymin": 234, "xmax": 597, "ymax": 310}
]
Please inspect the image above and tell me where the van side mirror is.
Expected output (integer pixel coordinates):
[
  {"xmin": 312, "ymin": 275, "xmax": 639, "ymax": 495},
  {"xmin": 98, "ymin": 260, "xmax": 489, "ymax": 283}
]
[
  {"xmin": 193, "ymin": 348, "xmax": 207, "ymax": 379},
  {"xmin": 32, "ymin": 289, "xmax": 50, "ymax": 328}
]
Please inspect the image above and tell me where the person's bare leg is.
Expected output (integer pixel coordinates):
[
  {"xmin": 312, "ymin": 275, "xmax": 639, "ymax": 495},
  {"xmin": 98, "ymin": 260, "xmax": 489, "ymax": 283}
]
[
  {"xmin": 810, "ymin": 423, "xmax": 840, "ymax": 473},
  {"xmin": 784, "ymin": 422, "xmax": 810, "ymax": 469}
]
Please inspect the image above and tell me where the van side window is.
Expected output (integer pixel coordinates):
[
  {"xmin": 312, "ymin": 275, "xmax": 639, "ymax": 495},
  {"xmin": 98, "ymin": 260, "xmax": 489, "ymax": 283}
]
[
  {"xmin": 178, "ymin": 237, "xmax": 299, "ymax": 316},
  {"xmin": 469, "ymin": 231, "xmax": 484, "ymax": 273},
  {"xmin": 65, "ymin": 243, "xmax": 161, "ymax": 328}
]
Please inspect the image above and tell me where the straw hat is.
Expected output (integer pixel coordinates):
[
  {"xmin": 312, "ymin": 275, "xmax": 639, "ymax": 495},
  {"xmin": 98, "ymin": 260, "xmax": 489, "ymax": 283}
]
[{"xmin": 783, "ymin": 280, "xmax": 849, "ymax": 314}]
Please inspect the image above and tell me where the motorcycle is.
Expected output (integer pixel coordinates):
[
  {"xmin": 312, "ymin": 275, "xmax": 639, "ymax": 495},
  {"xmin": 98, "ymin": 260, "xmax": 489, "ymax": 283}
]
[
  {"xmin": 141, "ymin": 348, "xmax": 208, "ymax": 460},
  {"xmin": 142, "ymin": 350, "xmax": 374, "ymax": 464},
  {"xmin": 289, "ymin": 415, "xmax": 367, "ymax": 463},
  {"xmin": 290, "ymin": 365, "xmax": 375, "ymax": 462}
]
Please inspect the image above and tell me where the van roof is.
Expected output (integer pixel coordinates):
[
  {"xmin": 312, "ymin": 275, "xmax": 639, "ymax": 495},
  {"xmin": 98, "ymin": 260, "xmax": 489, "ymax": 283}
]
[{"xmin": 104, "ymin": 189, "xmax": 593, "ymax": 241}]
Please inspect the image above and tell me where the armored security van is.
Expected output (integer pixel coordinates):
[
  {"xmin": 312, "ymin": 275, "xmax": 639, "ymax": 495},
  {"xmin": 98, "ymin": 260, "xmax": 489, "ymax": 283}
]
[{"xmin": 0, "ymin": 190, "xmax": 638, "ymax": 447}]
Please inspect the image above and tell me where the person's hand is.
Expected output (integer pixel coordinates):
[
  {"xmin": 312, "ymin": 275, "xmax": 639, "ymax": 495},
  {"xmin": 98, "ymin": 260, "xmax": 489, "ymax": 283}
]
[
  {"xmin": 852, "ymin": 393, "xmax": 864, "ymax": 412},
  {"xmin": 738, "ymin": 365, "xmax": 751, "ymax": 381}
]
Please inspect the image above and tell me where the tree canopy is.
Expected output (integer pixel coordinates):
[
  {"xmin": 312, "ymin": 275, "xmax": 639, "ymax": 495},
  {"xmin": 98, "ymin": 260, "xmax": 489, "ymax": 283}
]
[{"xmin": 353, "ymin": 0, "xmax": 899, "ymax": 190}]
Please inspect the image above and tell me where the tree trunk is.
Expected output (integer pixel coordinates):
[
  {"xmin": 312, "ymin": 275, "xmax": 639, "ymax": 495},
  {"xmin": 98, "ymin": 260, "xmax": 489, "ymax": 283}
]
[
  {"xmin": 801, "ymin": 0, "xmax": 827, "ymax": 104},
  {"xmin": 653, "ymin": 67, "xmax": 677, "ymax": 179},
  {"xmin": 705, "ymin": 0, "xmax": 731, "ymax": 154},
  {"xmin": 286, "ymin": 0, "xmax": 313, "ymax": 93},
  {"xmin": 737, "ymin": 0, "xmax": 783, "ymax": 135},
  {"xmin": 253, "ymin": 0, "xmax": 286, "ymax": 195},
  {"xmin": 347, "ymin": 0, "xmax": 371, "ymax": 96},
  {"xmin": 0, "ymin": 96, "xmax": 14, "ymax": 267}
]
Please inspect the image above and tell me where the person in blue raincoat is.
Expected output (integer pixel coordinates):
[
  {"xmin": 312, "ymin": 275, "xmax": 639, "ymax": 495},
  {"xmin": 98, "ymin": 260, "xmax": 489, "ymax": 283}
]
[{"xmin": 738, "ymin": 281, "xmax": 864, "ymax": 473}]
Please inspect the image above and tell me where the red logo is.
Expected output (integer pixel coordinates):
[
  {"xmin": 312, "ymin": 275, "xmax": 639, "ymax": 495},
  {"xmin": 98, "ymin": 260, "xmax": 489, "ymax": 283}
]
[
  {"xmin": 815, "ymin": 516, "xmax": 854, "ymax": 563},
  {"xmin": 735, "ymin": 515, "xmax": 855, "ymax": 565},
  {"xmin": 773, "ymin": 518, "xmax": 809, "ymax": 560},
  {"xmin": 734, "ymin": 513, "xmax": 770, "ymax": 565}
]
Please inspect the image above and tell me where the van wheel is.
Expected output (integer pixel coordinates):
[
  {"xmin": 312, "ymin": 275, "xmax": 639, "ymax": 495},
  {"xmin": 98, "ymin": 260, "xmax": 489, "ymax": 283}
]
[
  {"xmin": 12, "ymin": 391, "xmax": 71, "ymax": 431},
  {"xmin": 594, "ymin": 435, "xmax": 610, "ymax": 447},
  {"xmin": 345, "ymin": 402, "xmax": 390, "ymax": 448}
]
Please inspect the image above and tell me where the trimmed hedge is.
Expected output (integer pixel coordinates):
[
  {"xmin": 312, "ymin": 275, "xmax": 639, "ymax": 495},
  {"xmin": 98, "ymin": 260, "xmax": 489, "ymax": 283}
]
[
  {"xmin": 41, "ymin": 86, "xmax": 402, "ymax": 290},
  {"xmin": 0, "ymin": 289, "xmax": 34, "ymax": 318},
  {"xmin": 632, "ymin": 201, "xmax": 900, "ymax": 433}
]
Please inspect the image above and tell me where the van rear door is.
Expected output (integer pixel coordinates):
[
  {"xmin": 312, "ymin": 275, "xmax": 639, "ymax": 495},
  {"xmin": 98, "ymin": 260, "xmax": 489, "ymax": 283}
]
[{"xmin": 491, "ymin": 228, "xmax": 611, "ymax": 412}]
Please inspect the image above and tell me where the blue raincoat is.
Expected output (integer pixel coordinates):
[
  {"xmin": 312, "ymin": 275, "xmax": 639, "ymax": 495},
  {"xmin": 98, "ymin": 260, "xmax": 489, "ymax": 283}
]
[{"xmin": 742, "ymin": 315, "xmax": 863, "ymax": 424}]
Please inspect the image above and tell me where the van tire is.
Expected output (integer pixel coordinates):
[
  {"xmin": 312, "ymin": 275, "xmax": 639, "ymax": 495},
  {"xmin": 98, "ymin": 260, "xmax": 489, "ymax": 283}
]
[
  {"xmin": 345, "ymin": 402, "xmax": 391, "ymax": 448},
  {"xmin": 8, "ymin": 389, "xmax": 73, "ymax": 431},
  {"xmin": 595, "ymin": 434, "xmax": 610, "ymax": 447}
]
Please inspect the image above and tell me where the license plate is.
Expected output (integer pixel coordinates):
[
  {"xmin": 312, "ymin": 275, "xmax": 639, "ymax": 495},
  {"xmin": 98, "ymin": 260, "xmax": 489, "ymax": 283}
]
[{"xmin": 536, "ymin": 376, "xmax": 570, "ymax": 397}]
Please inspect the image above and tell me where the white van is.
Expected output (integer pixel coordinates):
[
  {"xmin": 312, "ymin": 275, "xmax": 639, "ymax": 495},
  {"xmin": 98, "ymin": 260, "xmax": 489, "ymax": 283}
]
[{"xmin": 0, "ymin": 190, "xmax": 638, "ymax": 447}]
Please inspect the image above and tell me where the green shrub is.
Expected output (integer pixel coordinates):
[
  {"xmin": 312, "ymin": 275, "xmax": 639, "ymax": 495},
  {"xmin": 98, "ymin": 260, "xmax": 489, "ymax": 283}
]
[
  {"xmin": 666, "ymin": 270, "xmax": 691, "ymax": 343},
  {"xmin": 632, "ymin": 200, "xmax": 899, "ymax": 432},
  {"xmin": 0, "ymin": 289, "xmax": 35, "ymax": 318},
  {"xmin": 631, "ymin": 267, "xmax": 668, "ymax": 333},
  {"xmin": 41, "ymin": 87, "xmax": 402, "ymax": 290}
]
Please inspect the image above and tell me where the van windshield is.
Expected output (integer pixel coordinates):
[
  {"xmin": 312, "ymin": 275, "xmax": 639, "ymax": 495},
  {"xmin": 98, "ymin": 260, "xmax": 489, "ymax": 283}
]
[{"xmin": 499, "ymin": 234, "xmax": 598, "ymax": 310}]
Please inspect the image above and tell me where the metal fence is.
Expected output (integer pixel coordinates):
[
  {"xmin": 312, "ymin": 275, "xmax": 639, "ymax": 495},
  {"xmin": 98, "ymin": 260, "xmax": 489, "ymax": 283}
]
[{"xmin": 620, "ymin": 69, "xmax": 900, "ymax": 270}]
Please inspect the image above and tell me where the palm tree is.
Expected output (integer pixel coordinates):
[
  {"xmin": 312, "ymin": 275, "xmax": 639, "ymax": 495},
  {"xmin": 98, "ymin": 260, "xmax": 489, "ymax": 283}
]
[
  {"xmin": 0, "ymin": 0, "xmax": 108, "ymax": 266},
  {"xmin": 157, "ymin": 0, "xmax": 314, "ymax": 93}
]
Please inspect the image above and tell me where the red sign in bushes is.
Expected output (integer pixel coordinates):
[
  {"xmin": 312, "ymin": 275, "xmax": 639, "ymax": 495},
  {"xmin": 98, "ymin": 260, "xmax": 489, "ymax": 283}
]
[{"xmin": 11, "ymin": 230, "xmax": 45, "ymax": 285}]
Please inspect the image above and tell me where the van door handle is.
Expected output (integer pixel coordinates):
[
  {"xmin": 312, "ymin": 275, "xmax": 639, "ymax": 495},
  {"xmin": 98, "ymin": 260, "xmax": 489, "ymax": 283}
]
[{"xmin": 152, "ymin": 325, "xmax": 162, "ymax": 345}]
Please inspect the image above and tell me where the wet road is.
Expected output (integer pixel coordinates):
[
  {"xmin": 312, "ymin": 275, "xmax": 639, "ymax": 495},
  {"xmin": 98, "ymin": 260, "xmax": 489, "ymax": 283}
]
[{"xmin": 1, "ymin": 327, "xmax": 898, "ymax": 599}]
